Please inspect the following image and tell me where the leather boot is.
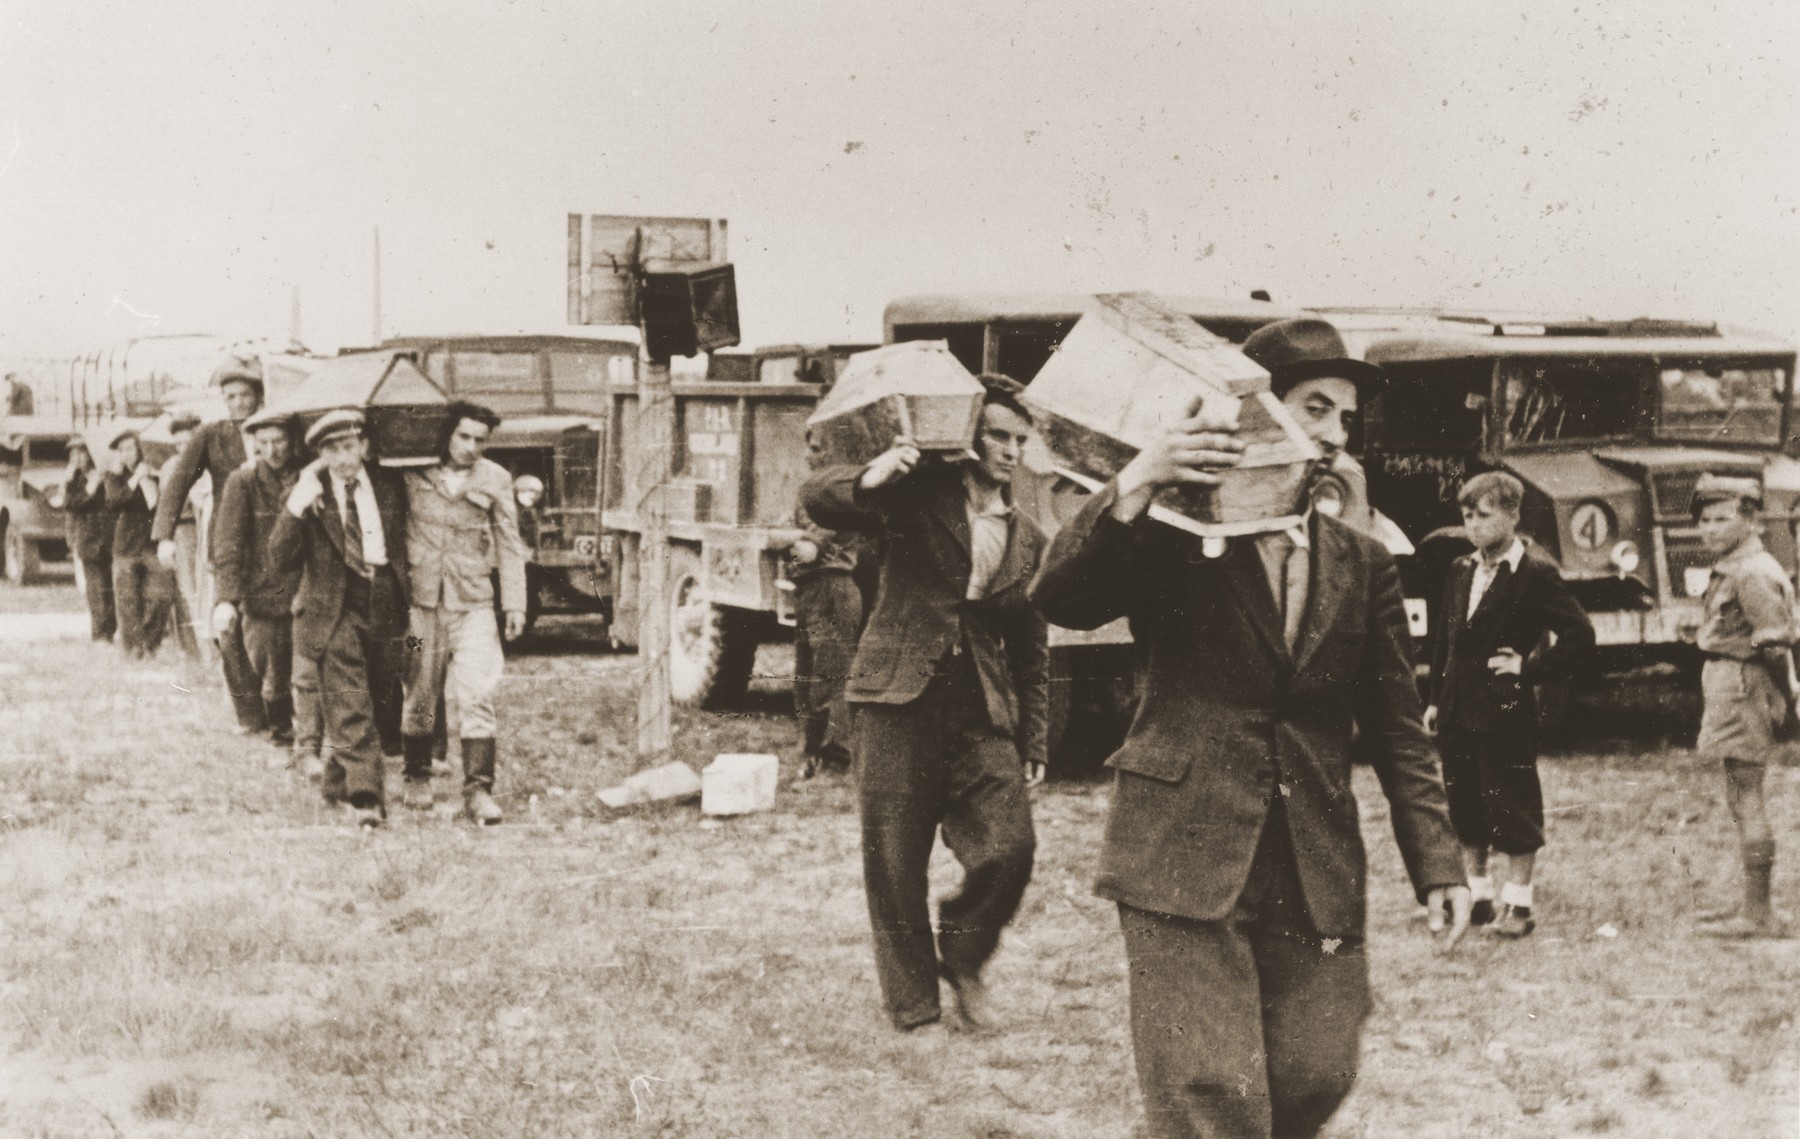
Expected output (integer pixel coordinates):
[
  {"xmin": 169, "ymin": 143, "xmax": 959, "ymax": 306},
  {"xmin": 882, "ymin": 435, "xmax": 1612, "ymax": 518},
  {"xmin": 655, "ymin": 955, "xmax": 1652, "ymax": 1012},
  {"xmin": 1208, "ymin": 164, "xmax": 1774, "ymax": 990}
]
[
  {"xmin": 401, "ymin": 734, "xmax": 436, "ymax": 783},
  {"xmin": 462, "ymin": 738, "xmax": 501, "ymax": 825}
]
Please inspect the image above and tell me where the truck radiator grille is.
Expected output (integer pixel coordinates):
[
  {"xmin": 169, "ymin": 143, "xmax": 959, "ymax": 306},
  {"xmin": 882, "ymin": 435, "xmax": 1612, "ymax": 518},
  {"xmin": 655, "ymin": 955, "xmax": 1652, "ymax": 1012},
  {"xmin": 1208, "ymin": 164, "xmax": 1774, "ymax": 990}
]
[
  {"xmin": 1650, "ymin": 471, "xmax": 1702, "ymax": 522},
  {"xmin": 1663, "ymin": 530, "xmax": 1714, "ymax": 599}
]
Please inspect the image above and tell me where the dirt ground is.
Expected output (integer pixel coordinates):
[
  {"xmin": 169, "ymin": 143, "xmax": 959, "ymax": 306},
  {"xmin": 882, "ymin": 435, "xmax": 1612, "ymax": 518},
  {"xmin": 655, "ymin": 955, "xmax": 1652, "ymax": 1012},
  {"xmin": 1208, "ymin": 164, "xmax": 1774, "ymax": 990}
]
[{"xmin": 1, "ymin": 575, "xmax": 1796, "ymax": 1138}]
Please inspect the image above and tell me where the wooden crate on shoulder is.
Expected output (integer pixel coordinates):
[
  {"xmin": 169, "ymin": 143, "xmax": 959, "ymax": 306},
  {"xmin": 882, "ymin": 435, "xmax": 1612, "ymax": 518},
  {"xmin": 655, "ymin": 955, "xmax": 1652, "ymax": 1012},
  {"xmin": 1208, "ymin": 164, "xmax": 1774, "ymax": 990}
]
[{"xmin": 1023, "ymin": 292, "xmax": 1318, "ymax": 537}]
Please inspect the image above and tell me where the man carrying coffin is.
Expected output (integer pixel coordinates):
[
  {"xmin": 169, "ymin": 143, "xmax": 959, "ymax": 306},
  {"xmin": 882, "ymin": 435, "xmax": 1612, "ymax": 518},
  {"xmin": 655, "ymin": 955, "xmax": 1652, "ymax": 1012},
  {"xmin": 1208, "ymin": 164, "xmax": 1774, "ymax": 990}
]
[
  {"xmin": 154, "ymin": 360, "xmax": 267, "ymax": 733},
  {"xmin": 212, "ymin": 409, "xmax": 304, "ymax": 756},
  {"xmin": 269, "ymin": 409, "xmax": 410, "ymax": 828},
  {"xmin": 1030, "ymin": 318, "xmax": 1469, "ymax": 1139},
  {"xmin": 397, "ymin": 401, "xmax": 530, "ymax": 824},
  {"xmin": 801, "ymin": 374, "xmax": 1048, "ymax": 1035}
]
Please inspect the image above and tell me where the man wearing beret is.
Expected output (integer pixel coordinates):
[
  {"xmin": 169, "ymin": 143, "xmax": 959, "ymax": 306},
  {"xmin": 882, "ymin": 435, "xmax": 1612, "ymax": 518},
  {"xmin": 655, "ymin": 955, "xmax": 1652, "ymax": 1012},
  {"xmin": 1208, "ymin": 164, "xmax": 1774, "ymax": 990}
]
[
  {"xmin": 1031, "ymin": 318, "xmax": 1469, "ymax": 1139},
  {"xmin": 213, "ymin": 408, "xmax": 304, "ymax": 756},
  {"xmin": 398, "ymin": 401, "xmax": 529, "ymax": 824},
  {"xmin": 1692, "ymin": 473, "xmax": 1794, "ymax": 939},
  {"xmin": 154, "ymin": 358, "xmax": 268, "ymax": 734},
  {"xmin": 270, "ymin": 409, "xmax": 410, "ymax": 828}
]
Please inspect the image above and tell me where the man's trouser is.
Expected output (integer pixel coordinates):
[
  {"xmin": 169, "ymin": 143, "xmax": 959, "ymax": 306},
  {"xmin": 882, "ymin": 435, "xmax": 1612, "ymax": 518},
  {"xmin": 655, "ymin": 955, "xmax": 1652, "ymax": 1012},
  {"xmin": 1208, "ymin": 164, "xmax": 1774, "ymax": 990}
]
[
  {"xmin": 794, "ymin": 571, "xmax": 861, "ymax": 769},
  {"xmin": 1438, "ymin": 721, "xmax": 1545, "ymax": 855},
  {"xmin": 216, "ymin": 605, "xmax": 267, "ymax": 733},
  {"xmin": 79, "ymin": 553, "xmax": 116, "ymax": 641},
  {"xmin": 1118, "ymin": 803, "xmax": 1369, "ymax": 1139},
  {"xmin": 167, "ymin": 520, "xmax": 202, "ymax": 659},
  {"xmin": 113, "ymin": 553, "xmax": 173, "ymax": 657},
  {"xmin": 292, "ymin": 568, "xmax": 402, "ymax": 806},
  {"xmin": 240, "ymin": 614, "xmax": 295, "ymax": 742},
  {"xmin": 402, "ymin": 605, "xmax": 504, "ymax": 784},
  {"xmin": 854, "ymin": 651, "xmax": 1036, "ymax": 1029}
]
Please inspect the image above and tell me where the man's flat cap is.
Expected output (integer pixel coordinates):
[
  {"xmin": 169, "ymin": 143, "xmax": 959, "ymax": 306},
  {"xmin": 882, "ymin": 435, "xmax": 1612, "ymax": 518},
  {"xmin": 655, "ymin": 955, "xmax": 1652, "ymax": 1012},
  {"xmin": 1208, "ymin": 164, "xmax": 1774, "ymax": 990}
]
[
  {"xmin": 304, "ymin": 408, "xmax": 366, "ymax": 450},
  {"xmin": 1691, "ymin": 472, "xmax": 1762, "ymax": 518},
  {"xmin": 243, "ymin": 407, "xmax": 295, "ymax": 435}
]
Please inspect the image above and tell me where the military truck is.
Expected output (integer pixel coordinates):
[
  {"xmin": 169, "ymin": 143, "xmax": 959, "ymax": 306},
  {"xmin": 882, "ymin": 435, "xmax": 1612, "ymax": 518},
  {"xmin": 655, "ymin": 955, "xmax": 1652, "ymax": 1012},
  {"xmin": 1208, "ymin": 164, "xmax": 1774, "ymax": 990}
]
[
  {"xmin": 1321, "ymin": 308, "xmax": 1800, "ymax": 671},
  {"xmin": 0, "ymin": 417, "xmax": 77, "ymax": 584}
]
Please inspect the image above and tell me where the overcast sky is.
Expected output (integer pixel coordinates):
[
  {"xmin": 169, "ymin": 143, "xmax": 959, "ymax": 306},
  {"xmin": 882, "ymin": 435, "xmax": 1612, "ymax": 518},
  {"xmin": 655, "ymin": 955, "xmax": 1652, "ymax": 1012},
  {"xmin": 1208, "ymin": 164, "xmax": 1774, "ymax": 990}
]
[{"xmin": 3, "ymin": 0, "xmax": 1797, "ymax": 360}]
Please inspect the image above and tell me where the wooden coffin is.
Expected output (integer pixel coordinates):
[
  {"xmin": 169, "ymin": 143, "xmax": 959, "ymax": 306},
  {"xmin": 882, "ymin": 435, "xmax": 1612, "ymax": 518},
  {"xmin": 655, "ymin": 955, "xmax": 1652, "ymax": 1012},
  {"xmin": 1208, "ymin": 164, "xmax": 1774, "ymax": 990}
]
[
  {"xmin": 1023, "ymin": 292, "xmax": 1319, "ymax": 537},
  {"xmin": 266, "ymin": 352, "xmax": 451, "ymax": 466},
  {"xmin": 805, "ymin": 341, "xmax": 984, "ymax": 466}
]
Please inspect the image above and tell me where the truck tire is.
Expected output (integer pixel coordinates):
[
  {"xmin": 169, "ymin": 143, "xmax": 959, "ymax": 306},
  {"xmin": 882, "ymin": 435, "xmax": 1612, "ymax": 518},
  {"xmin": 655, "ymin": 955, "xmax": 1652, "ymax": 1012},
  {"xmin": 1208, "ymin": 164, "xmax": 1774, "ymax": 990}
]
[
  {"xmin": 3, "ymin": 523, "xmax": 36, "ymax": 586},
  {"xmin": 668, "ymin": 552, "xmax": 759, "ymax": 709}
]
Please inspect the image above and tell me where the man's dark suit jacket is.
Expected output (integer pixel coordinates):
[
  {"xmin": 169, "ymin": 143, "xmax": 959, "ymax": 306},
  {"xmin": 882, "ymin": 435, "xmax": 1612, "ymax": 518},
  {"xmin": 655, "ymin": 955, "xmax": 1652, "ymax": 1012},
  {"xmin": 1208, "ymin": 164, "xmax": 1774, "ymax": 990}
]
[
  {"xmin": 1429, "ymin": 543, "xmax": 1593, "ymax": 733},
  {"xmin": 103, "ymin": 472, "xmax": 156, "ymax": 559},
  {"xmin": 214, "ymin": 463, "xmax": 303, "ymax": 620},
  {"xmin": 1029, "ymin": 484, "xmax": 1464, "ymax": 939},
  {"xmin": 268, "ymin": 464, "xmax": 411, "ymax": 659},
  {"xmin": 153, "ymin": 419, "xmax": 247, "ymax": 545},
  {"xmin": 801, "ymin": 461, "xmax": 1050, "ymax": 769},
  {"xmin": 63, "ymin": 472, "xmax": 115, "ymax": 562}
]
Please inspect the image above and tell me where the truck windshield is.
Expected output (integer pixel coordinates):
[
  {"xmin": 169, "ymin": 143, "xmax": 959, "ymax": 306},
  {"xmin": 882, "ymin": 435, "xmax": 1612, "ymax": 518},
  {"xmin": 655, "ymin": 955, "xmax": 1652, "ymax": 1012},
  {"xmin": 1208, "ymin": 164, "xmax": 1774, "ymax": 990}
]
[
  {"xmin": 450, "ymin": 352, "xmax": 545, "ymax": 415},
  {"xmin": 547, "ymin": 351, "xmax": 610, "ymax": 414},
  {"xmin": 1655, "ymin": 364, "xmax": 1785, "ymax": 446},
  {"xmin": 1500, "ymin": 360, "xmax": 1645, "ymax": 446}
]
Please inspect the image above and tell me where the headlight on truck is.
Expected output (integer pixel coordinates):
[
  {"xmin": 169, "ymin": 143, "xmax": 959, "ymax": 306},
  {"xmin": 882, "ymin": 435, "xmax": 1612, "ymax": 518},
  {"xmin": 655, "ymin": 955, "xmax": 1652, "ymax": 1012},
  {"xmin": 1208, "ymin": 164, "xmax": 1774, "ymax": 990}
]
[
  {"xmin": 1609, "ymin": 540, "xmax": 1640, "ymax": 576},
  {"xmin": 513, "ymin": 474, "xmax": 544, "ymax": 509}
]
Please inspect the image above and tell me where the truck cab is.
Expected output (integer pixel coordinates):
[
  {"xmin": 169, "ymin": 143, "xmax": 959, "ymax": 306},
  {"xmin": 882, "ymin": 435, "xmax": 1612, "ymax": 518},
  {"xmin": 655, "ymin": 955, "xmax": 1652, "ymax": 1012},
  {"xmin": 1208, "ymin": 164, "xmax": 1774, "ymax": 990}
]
[
  {"xmin": 1333, "ymin": 309, "xmax": 1800, "ymax": 664},
  {"xmin": 0, "ymin": 417, "xmax": 77, "ymax": 584},
  {"xmin": 380, "ymin": 333, "xmax": 638, "ymax": 633}
]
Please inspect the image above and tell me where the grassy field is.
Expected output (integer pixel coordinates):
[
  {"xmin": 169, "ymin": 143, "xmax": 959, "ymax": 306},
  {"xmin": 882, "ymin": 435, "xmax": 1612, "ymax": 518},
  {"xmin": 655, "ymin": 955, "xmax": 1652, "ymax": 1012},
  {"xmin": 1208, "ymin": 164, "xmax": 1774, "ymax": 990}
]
[{"xmin": 1, "ymin": 579, "xmax": 1796, "ymax": 1138}]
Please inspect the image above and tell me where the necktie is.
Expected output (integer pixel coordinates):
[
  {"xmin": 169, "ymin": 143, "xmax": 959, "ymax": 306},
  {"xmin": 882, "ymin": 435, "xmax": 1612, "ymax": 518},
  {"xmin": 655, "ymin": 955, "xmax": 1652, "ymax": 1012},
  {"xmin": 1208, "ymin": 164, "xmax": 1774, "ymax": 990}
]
[
  {"xmin": 1280, "ymin": 539, "xmax": 1306, "ymax": 649},
  {"xmin": 342, "ymin": 478, "xmax": 369, "ymax": 578},
  {"xmin": 1258, "ymin": 533, "xmax": 1307, "ymax": 650}
]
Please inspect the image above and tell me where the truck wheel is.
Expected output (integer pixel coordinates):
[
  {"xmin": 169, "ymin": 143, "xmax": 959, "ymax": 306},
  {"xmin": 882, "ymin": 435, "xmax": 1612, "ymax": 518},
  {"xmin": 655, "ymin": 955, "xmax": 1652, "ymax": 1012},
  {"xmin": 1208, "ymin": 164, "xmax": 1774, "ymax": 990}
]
[
  {"xmin": 3, "ymin": 525, "xmax": 35, "ymax": 585},
  {"xmin": 668, "ymin": 556, "xmax": 758, "ymax": 709}
]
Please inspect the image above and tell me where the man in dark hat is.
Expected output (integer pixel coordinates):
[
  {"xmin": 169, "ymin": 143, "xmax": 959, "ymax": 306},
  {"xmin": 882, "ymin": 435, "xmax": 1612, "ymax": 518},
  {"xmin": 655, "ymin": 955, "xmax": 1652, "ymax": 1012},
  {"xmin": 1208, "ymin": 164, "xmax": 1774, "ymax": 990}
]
[
  {"xmin": 1691, "ymin": 472, "xmax": 1794, "ymax": 938},
  {"xmin": 213, "ymin": 408, "xmax": 304, "ymax": 756},
  {"xmin": 801, "ymin": 374, "xmax": 1048, "ymax": 1035},
  {"xmin": 270, "ymin": 408, "xmax": 411, "ymax": 829},
  {"xmin": 155, "ymin": 358, "xmax": 267, "ymax": 732},
  {"xmin": 62, "ymin": 436, "xmax": 116, "ymax": 642},
  {"xmin": 1031, "ymin": 317, "xmax": 1468, "ymax": 1139}
]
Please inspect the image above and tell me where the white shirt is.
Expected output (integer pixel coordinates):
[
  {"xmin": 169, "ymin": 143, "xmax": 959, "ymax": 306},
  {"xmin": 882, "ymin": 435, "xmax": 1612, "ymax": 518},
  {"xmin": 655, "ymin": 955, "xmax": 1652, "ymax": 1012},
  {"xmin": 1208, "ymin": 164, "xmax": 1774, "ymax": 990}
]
[
  {"xmin": 1467, "ymin": 538, "xmax": 1524, "ymax": 619},
  {"xmin": 963, "ymin": 469, "xmax": 1013, "ymax": 601},
  {"xmin": 439, "ymin": 465, "xmax": 472, "ymax": 498},
  {"xmin": 330, "ymin": 468, "xmax": 389, "ymax": 568}
]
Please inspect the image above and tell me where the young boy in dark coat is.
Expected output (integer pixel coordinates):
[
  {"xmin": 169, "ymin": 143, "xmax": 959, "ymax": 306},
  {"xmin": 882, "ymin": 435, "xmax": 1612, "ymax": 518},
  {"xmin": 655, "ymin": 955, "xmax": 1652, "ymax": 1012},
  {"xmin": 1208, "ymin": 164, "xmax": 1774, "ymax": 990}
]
[{"xmin": 1425, "ymin": 470, "xmax": 1593, "ymax": 938}]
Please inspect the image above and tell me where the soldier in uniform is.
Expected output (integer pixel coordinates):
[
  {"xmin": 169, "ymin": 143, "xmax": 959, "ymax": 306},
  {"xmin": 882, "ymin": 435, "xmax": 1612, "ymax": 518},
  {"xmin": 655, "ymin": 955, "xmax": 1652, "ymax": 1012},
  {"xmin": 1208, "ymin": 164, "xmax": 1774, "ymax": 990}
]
[
  {"xmin": 1692, "ymin": 474, "xmax": 1794, "ymax": 939},
  {"xmin": 212, "ymin": 409, "xmax": 304, "ymax": 755},
  {"xmin": 270, "ymin": 409, "xmax": 410, "ymax": 829},
  {"xmin": 398, "ymin": 402, "xmax": 529, "ymax": 824},
  {"xmin": 62, "ymin": 437, "xmax": 117, "ymax": 642},
  {"xmin": 801, "ymin": 375, "xmax": 1048, "ymax": 1034}
]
